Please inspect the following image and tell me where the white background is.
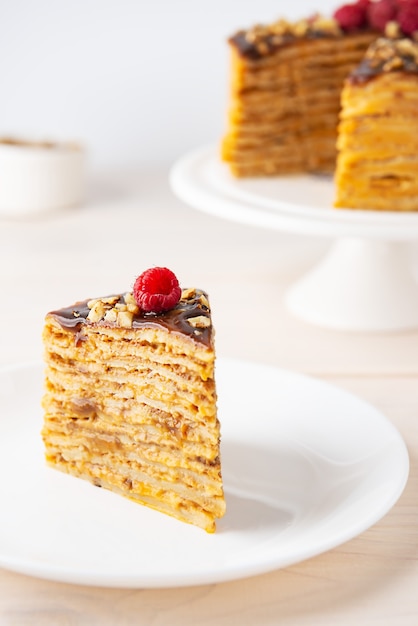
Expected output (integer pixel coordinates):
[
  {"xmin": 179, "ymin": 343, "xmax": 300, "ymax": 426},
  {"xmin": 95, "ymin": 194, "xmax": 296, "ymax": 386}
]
[{"xmin": 1, "ymin": 0, "xmax": 338, "ymax": 170}]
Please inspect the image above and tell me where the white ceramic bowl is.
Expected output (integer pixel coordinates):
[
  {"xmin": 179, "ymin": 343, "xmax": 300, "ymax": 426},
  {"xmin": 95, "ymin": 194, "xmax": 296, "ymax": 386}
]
[{"xmin": 0, "ymin": 138, "xmax": 85, "ymax": 216}]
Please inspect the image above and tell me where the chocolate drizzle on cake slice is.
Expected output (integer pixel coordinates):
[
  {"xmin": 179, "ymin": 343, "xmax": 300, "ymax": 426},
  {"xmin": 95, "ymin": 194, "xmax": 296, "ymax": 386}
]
[
  {"xmin": 49, "ymin": 288, "xmax": 213, "ymax": 347},
  {"xmin": 42, "ymin": 280, "xmax": 225, "ymax": 532}
]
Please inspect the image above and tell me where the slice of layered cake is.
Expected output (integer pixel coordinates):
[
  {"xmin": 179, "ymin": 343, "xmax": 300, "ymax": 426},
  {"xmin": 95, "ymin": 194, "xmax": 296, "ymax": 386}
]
[
  {"xmin": 335, "ymin": 36, "xmax": 418, "ymax": 210},
  {"xmin": 42, "ymin": 267, "xmax": 226, "ymax": 532}
]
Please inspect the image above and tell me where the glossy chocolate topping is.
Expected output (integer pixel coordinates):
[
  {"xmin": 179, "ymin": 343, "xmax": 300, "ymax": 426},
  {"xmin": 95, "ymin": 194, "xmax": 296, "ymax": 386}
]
[
  {"xmin": 229, "ymin": 30, "xmax": 294, "ymax": 60},
  {"xmin": 48, "ymin": 289, "xmax": 213, "ymax": 348},
  {"xmin": 228, "ymin": 17, "xmax": 356, "ymax": 61},
  {"xmin": 349, "ymin": 38, "xmax": 418, "ymax": 84}
]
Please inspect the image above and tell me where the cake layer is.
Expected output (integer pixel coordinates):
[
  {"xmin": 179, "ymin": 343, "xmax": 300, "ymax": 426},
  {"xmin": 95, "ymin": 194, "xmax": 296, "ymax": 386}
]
[
  {"xmin": 44, "ymin": 351, "xmax": 217, "ymax": 424},
  {"xmin": 47, "ymin": 458, "xmax": 220, "ymax": 531}
]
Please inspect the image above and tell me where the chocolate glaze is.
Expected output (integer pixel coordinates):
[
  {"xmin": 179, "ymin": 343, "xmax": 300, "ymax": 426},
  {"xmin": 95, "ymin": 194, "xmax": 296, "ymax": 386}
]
[
  {"xmin": 47, "ymin": 290, "xmax": 213, "ymax": 348},
  {"xmin": 229, "ymin": 30, "xmax": 294, "ymax": 60},
  {"xmin": 349, "ymin": 52, "xmax": 418, "ymax": 84},
  {"xmin": 229, "ymin": 27, "xmax": 371, "ymax": 61}
]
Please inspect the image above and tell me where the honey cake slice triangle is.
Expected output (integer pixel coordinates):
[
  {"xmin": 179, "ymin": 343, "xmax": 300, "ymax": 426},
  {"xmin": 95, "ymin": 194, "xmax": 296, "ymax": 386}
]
[{"xmin": 42, "ymin": 270, "xmax": 226, "ymax": 532}]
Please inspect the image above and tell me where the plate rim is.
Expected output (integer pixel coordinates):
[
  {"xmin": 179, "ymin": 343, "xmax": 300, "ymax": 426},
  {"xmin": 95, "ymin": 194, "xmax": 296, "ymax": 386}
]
[{"xmin": 0, "ymin": 359, "xmax": 410, "ymax": 588}]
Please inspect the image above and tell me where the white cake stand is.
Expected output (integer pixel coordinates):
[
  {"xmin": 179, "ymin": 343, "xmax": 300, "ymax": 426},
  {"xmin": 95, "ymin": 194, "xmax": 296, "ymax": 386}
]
[{"xmin": 170, "ymin": 145, "xmax": 418, "ymax": 332}]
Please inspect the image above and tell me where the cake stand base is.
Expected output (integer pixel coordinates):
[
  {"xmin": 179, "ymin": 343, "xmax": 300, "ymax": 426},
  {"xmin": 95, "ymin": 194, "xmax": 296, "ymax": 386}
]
[{"xmin": 286, "ymin": 238, "xmax": 418, "ymax": 332}]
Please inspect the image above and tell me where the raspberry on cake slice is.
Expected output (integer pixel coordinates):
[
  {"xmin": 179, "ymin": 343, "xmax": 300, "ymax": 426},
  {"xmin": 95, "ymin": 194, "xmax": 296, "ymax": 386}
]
[{"xmin": 41, "ymin": 268, "xmax": 226, "ymax": 532}]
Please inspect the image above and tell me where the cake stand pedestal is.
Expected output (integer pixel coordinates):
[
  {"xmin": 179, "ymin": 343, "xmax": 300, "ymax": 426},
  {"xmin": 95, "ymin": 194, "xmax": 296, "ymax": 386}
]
[{"xmin": 170, "ymin": 145, "xmax": 418, "ymax": 332}]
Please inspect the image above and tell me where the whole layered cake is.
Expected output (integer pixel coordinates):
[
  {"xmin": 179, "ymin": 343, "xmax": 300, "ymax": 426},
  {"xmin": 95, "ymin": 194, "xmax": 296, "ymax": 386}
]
[
  {"xmin": 221, "ymin": 0, "xmax": 418, "ymax": 210},
  {"xmin": 42, "ymin": 267, "xmax": 226, "ymax": 532}
]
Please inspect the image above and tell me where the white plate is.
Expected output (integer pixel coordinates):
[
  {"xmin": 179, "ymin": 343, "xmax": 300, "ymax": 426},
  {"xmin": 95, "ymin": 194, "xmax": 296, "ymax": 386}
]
[{"xmin": 0, "ymin": 360, "xmax": 409, "ymax": 588}]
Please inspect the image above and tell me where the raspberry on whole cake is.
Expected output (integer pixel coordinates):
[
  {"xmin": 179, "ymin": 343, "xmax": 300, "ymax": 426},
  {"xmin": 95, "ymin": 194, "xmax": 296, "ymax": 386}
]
[
  {"xmin": 41, "ymin": 268, "xmax": 226, "ymax": 532},
  {"xmin": 221, "ymin": 0, "xmax": 418, "ymax": 186}
]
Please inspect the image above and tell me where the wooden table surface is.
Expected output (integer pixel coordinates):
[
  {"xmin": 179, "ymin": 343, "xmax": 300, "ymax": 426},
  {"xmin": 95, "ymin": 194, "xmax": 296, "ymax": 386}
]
[{"xmin": 0, "ymin": 169, "xmax": 417, "ymax": 625}]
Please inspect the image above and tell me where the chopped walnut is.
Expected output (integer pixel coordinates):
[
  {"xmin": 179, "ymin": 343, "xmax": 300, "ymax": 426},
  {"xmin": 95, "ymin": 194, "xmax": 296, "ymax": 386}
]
[
  {"xmin": 292, "ymin": 19, "xmax": 309, "ymax": 38},
  {"xmin": 86, "ymin": 294, "xmax": 138, "ymax": 327},
  {"xmin": 88, "ymin": 296, "xmax": 119, "ymax": 308},
  {"xmin": 310, "ymin": 16, "xmax": 341, "ymax": 37},
  {"xmin": 181, "ymin": 288, "xmax": 196, "ymax": 301},
  {"xmin": 104, "ymin": 308, "xmax": 118, "ymax": 323},
  {"xmin": 124, "ymin": 292, "xmax": 137, "ymax": 307},
  {"xmin": 245, "ymin": 23, "xmax": 269, "ymax": 44},
  {"xmin": 372, "ymin": 38, "xmax": 395, "ymax": 60},
  {"xmin": 117, "ymin": 310, "xmax": 134, "ymax": 328},
  {"xmin": 126, "ymin": 302, "xmax": 139, "ymax": 314},
  {"xmin": 87, "ymin": 301, "xmax": 106, "ymax": 323},
  {"xmin": 120, "ymin": 293, "xmax": 139, "ymax": 314},
  {"xmin": 270, "ymin": 19, "xmax": 291, "ymax": 37},
  {"xmin": 385, "ymin": 21, "xmax": 401, "ymax": 40},
  {"xmin": 199, "ymin": 294, "xmax": 210, "ymax": 310},
  {"xmin": 188, "ymin": 315, "xmax": 211, "ymax": 329}
]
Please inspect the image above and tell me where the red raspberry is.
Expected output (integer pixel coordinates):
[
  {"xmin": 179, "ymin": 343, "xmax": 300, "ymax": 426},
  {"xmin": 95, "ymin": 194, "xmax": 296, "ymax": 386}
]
[
  {"xmin": 133, "ymin": 267, "xmax": 181, "ymax": 313},
  {"xmin": 334, "ymin": 2, "xmax": 368, "ymax": 30},
  {"xmin": 367, "ymin": 0, "xmax": 398, "ymax": 31},
  {"xmin": 398, "ymin": 5, "xmax": 418, "ymax": 33},
  {"xmin": 396, "ymin": 1, "xmax": 418, "ymax": 7}
]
